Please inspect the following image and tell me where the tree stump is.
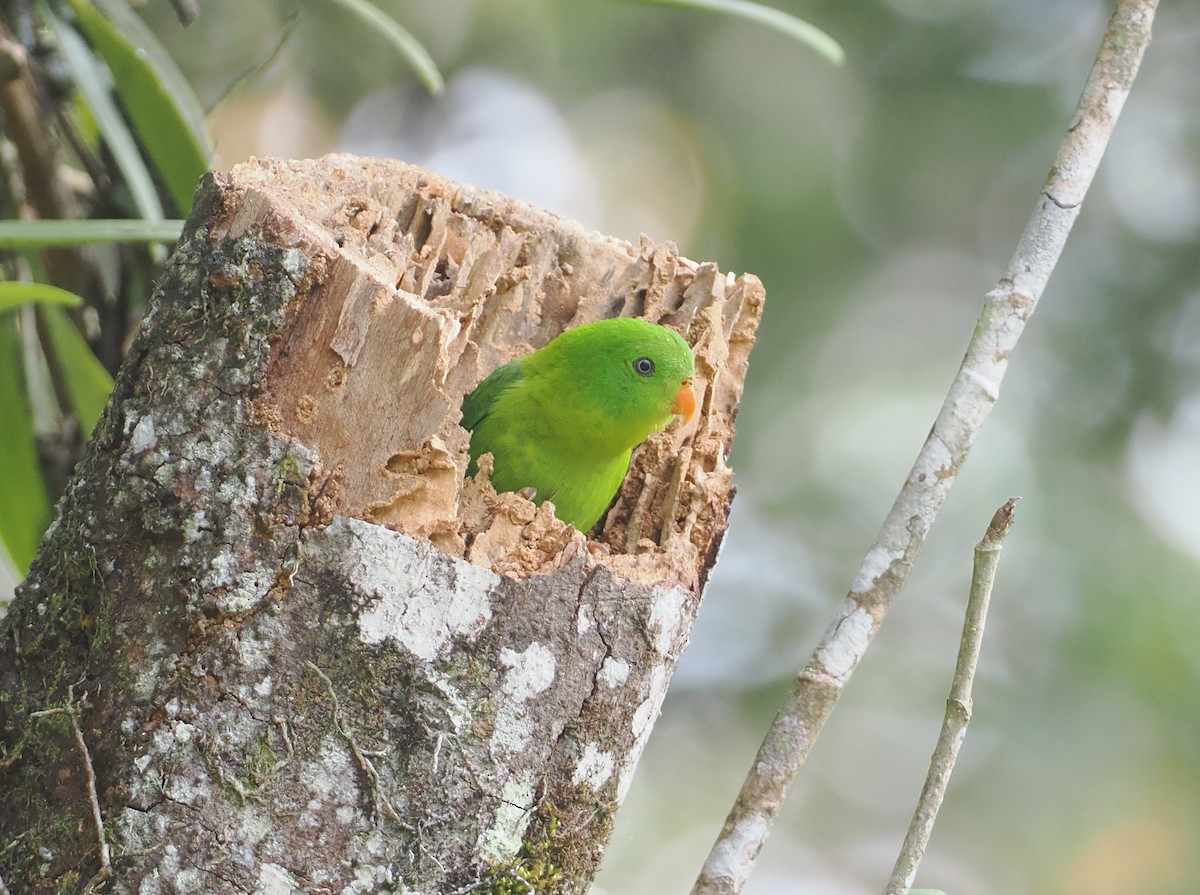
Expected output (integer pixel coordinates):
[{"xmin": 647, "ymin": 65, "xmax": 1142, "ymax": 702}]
[{"xmin": 0, "ymin": 155, "xmax": 763, "ymax": 894}]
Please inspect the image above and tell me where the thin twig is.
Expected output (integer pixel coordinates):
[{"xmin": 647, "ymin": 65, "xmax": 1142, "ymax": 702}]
[
  {"xmin": 30, "ymin": 684, "xmax": 112, "ymax": 892},
  {"xmin": 883, "ymin": 498, "xmax": 1018, "ymax": 895},
  {"xmin": 691, "ymin": 3, "xmax": 1159, "ymax": 892}
]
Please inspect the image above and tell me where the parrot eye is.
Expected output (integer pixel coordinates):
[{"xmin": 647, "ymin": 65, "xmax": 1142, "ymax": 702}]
[{"xmin": 633, "ymin": 357, "xmax": 656, "ymax": 377}]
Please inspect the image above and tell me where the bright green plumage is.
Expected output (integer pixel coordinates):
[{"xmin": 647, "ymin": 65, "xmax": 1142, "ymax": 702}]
[{"xmin": 462, "ymin": 317, "xmax": 696, "ymax": 532}]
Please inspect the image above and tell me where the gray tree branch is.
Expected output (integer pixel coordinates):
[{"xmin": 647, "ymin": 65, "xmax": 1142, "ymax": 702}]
[{"xmin": 692, "ymin": 2, "xmax": 1161, "ymax": 892}]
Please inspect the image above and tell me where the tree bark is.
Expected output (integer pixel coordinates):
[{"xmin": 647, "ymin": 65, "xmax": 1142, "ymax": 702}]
[{"xmin": 0, "ymin": 156, "xmax": 763, "ymax": 894}]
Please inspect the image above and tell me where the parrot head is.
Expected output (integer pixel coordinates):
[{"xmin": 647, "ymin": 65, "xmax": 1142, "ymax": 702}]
[{"xmin": 527, "ymin": 317, "xmax": 696, "ymax": 450}]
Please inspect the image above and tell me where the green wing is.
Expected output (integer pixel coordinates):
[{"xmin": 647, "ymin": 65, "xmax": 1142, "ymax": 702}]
[{"xmin": 461, "ymin": 359, "xmax": 524, "ymax": 432}]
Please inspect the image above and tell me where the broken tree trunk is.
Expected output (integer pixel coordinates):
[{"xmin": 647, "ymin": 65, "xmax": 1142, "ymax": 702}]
[{"xmin": 0, "ymin": 155, "xmax": 763, "ymax": 894}]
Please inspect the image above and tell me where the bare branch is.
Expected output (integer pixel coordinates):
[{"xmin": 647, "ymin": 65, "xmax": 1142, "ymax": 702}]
[
  {"xmin": 883, "ymin": 498, "xmax": 1018, "ymax": 895},
  {"xmin": 692, "ymin": 3, "xmax": 1160, "ymax": 892}
]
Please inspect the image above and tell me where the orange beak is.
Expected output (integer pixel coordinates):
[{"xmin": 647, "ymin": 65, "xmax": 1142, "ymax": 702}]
[{"xmin": 673, "ymin": 378, "xmax": 697, "ymax": 423}]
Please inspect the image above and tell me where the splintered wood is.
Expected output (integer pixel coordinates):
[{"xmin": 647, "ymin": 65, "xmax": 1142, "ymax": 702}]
[{"xmin": 222, "ymin": 155, "xmax": 763, "ymax": 589}]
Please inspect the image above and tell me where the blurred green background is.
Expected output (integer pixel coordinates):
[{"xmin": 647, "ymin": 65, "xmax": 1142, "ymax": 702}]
[{"xmin": 6, "ymin": 0, "xmax": 1200, "ymax": 893}]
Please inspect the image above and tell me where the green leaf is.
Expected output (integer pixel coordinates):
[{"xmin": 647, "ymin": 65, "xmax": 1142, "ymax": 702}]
[
  {"xmin": 0, "ymin": 282, "xmax": 84, "ymax": 312},
  {"xmin": 69, "ymin": 0, "xmax": 212, "ymax": 213},
  {"xmin": 40, "ymin": 1, "xmax": 165, "ymax": 222},
  {"xmin": 319, "ymin": 0, "xmax": 444, "ymax": 94},
  {"xmin": 40, "ymin": 305, "xmax": 115, "ymax": 436},
  {"xmin": 620, "ymin": 0, "xmax": 844, "ymax": 65},
  {"xmin": 0, "ymin": 219, "xmax": 185, "ymax": 248},
  {"xmin": 0, "ymin": 316, "xmax": 53, "ymax": 575}
]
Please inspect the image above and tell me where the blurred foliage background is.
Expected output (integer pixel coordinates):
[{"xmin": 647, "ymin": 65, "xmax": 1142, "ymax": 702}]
[{"xmin": 3, "ymin": 1, "xmax": 1199, "ymax": 893}]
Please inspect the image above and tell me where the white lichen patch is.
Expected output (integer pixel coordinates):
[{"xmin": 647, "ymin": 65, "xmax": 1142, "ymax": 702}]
[
  {"xmin": 704, "ymin": 812, "xmax": 770, "ymax": 888},
  {"xmin": 257, "ymin": 862, "xmax": 300, "ymax": 895},
  {"xmin": 489, "ymin": 643, "xmax": 556, "ymax": 759},
  {"xmin": 648, "ymin": 586, "xmax": 688, "ymax": 655},
  {"xmin": 478, "ymin": 775, "xmax": 536, "ymax": 863},
  {"xmin": 850, "ymin": 545, "xmax": 899, "ymax": 594},
  {"xmin": 322, "ymin": 518, "xmax": 495, "ymax": 661},
  {"xmin": 499, "ymin": 642, "xmax": 556, "ymax": 700},
  {"xmin": 576, "ymin": 603, "xmax": 594, "ymax": 634},
  {"xmin": 816, "ymin": 602, "xmax": 873, "ymax": 683},
  {"xmin": 172, "ymin": 721, "xmax": 195, "ymax": 744},
  {"xmin": 129, "ymin": 414, "xmax": 158, "ymax": 454},
  {"xmin": 597, "ymin": 657, "xmax": 630, "ymax": 689},
  {"xmin": 571, "ymin": 743, "xmax": 614, "ymax": 791}
]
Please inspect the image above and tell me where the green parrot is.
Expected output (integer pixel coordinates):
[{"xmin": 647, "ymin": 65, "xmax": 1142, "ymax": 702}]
[{"xmin": 461, "ymin": 317, "xmax": 697, "ymax": 532}]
